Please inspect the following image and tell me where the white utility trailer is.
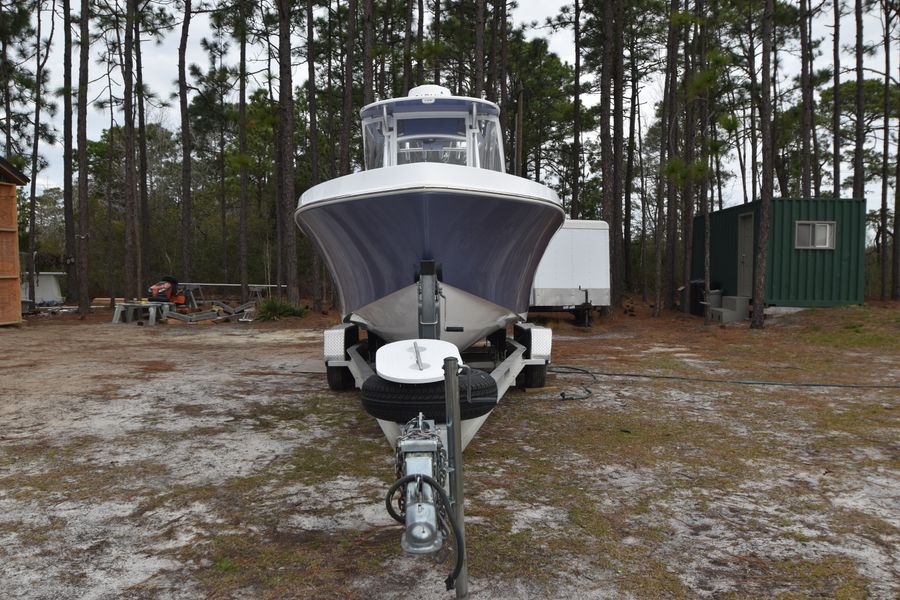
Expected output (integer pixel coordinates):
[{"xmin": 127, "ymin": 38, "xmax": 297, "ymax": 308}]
[{"xmin": 530, "ymin": 219, "xmax": 611, "ymax": 324}]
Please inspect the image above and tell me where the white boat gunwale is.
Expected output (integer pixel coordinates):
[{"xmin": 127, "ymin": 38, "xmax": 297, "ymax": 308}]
[{"xmin": 296, "ymin": 163, "xmax": 563, "ymax": 212}]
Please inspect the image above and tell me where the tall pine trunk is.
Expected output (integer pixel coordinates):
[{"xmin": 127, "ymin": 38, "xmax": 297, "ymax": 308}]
[
  {"xmin": 123, "ymin": 0, "xmax": 140, "ymax": 299},
  {"xmin": 623, "ymin": 35, "xmax": 639, "ymax": 293},
  {"xmin": 879, "ymin": 5, "xmax": 890, "ymax": 300},
  {"xmin": 747, "ymin": 6, "xmax": 758, "ymax": 203},
  {"xmin": 499, "ymin": 0, "xmax": 509, "ymax": 158},
  {"xmin": 833, "ymin": 0, "xmax": 841, "ymax": 197},
  {"xmin": 433, "ymin": 0, "xmax": 441, "ymax": 86},
  {"xmin": 2, "ymin": 38, "xmax": 10, "ymax": 158},
  {"xmin": 28, "ymin": 0, "xmax": 52, "ymax": 306},
  {"xmin": 278, "ymin": 0, "xmax": 299, "ymax": 304},
  {"xmin": 363, "ymin": 0, "xmax": 374, "ymax": 104},
  {"xmin": 105, "ymin": 92, "xmax": 115, "ymax": 306},
  {"xmin": 340, "ymin": 0, "xmax": 357, "ymax": 175},
  {"xmin": 700, "ymin": 0, "xmax": 711, "ymax": 325},
  {"xmin": 600, "ymin": 0, "xmax": 612, "ymax": 231},
  {"xmin": 852, "ymin": 0, "xmax": 864, "ymax": 200},
  {"xmin": 474, "ymin": 0, "xmax": 484, "ymax": 95},
  {"xmin": 799, "ymin": 0, "xmax": 811, "ymax": 197},
  {"xmin": 612, "ymin": 0, "xmax": 625, "ymax": 304},
  {"xmin": 638, "ymin": 106, "xmax": 648, "ymax": 301},
  {"xmin": 178, "ymin": 0, "xmax": 193, "ymax": 281},
  {"xmin": 77, "ymin": 0, "xmax": 91, "ymax": 314},
  {"xmin": 894, "ymin": 58, "xmax": 900, "ymax": 300},
  {"xmin": 487, "ymin": 0, "xmax": 499, "ymax": 100},
  {"xmin": 416, "ymin": 0, "xmax": 424, "ymax": 85},
  {"xmin": 134, "ymin": 9, "xmax": 150, "ymax": 284},
  {"xmin": 681, "ymin": 18, "xmax": 696, "ymax": 315},
  {"xmin": 135, "ymin": 12, "xmax": 150, "ymax": 284},
  {"xmin": 751, "ymin": 0, "xmax": 774, "ymax": 329},
  {"xmin": 664, "ymin": 7, "xmax": 681, "ymax": 310},
  {"xmin": 238, "ymin": 0, "xmax": 249, "ymax": 303},
  {"xmin": 63, "ymin": 0, "xmax": 76, "ymax": 302},
  {"xmin": 655, "ymin": 0, "xmax": 679, "ymax": 316},
  {"xmin": 403, "ymin": 0, "xmax": 413, "ymax": 93},
  {"xmin": 571, "ymin": 0, "xmax": 582, "ymax": 218},
  {"xmin": 310, "ymin": 0, "xmax": 324, "ymax": 311}
]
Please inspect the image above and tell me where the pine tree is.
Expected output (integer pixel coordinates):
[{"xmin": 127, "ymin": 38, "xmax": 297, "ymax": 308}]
[
  {"xmin": 178, "ymin": 0, "xmax": 193, "ymax": 281},
  {"xmin": 77, "ymin": 0, "xmax": 90, "ymax": 314}
]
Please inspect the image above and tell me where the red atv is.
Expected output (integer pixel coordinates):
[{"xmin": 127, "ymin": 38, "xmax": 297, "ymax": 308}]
[{"xmin": 147, "ymin": 276, "xmax": 188, "ymax": 305}]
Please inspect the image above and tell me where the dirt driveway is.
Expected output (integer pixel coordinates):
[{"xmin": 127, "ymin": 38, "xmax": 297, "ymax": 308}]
[{"xmin": 0, "ymin": 303, "xmax": 897, "ymax": 599}]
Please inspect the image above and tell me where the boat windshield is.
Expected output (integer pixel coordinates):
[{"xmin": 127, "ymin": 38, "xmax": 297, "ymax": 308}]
[
  {"xmin": 361, "ymin": 104, "xmax": 505, "ymax": 172},
  {"xmin": 397, "ymin": 137, "xmax": 468, "ymax": 165},
  {"xmin": 363, "ymin": 121, "xmax": 386, "ymax": 170},
  {"xmin": 476, "ymin": 118, "xmax": 503, "ymax": 172}
]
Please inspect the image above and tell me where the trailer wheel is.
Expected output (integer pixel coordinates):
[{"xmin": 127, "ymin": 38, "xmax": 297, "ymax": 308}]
[
  {"xmin": 327, "ymin": 365, "xmax": 356, "ymax": 391},
  {"xmin": 360, "ymin": 370, "xmax": 497, "ymax": 423},
  {"xmin": 517, "ymin": 364, "xmax": 547, "ymax": 389}
]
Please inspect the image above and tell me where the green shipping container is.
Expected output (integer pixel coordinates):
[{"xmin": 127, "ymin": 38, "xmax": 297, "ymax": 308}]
[{"xmin": 691, "ymin": 198, "xmax": 865, "ymax": 307}]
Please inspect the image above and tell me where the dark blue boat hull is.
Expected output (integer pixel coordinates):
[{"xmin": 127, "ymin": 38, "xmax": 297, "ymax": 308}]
[{"xmin": 296, "ymin": 190, "xmax": 564, "ymax": 319}]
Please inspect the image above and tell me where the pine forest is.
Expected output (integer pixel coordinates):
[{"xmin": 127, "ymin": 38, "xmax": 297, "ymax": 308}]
[{"xmin": 3, "ymin": 0, "xmax": 899, "ymax": 325}]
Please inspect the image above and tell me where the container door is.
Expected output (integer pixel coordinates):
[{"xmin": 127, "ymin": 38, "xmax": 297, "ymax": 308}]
[{"xmin": 737, "ymin": 213, "xmax": 754, "ymax": 297}]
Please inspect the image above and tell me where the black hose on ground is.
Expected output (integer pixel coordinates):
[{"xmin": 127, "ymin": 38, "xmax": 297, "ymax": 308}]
[
  {"xmin": 549, "ymin": 365, "xmax": 900, "ymax": 389},
  {"xmin": 385, "ymin": 483, "xmax": 404, "ymax": 524},
  {"xmin": 385, "ymin": 473, "xmax": 465, "ymax": 591}
]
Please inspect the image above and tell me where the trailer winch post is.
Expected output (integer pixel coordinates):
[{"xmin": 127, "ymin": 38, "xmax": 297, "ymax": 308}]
[{"xmin": 444, "ymin": 357, "xmax": 468, "ymax": 599}]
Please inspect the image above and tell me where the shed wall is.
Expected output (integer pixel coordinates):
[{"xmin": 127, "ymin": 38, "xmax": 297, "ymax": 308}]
[
  {"xmin": 691, "ymin": 203, "xmax": 759, "ymax": 297},
  {"xmin": 765, "ymin": 198, "xmax": 865, "ymax": 306},
  {"xmin": 693, "ymin": 198, "xmax": 864, "ymax": 307},
  {"xmin": 0, "ymin": 182, "xmax": 21, "ymax": 325}
]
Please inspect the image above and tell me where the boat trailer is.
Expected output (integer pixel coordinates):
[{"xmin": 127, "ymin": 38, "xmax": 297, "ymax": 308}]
[{"xmin": 320, "ymin": 268, "xmax": 552, "ymax": 597}]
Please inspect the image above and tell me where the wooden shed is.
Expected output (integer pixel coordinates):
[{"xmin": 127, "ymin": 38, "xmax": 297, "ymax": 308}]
[
  {"xmin": 691, "ymin": 197, "xmax": 866, "ymax": 308},
  {"xmin": 0, "ymin": 157, "xmax": 29, "ymax": 325}
]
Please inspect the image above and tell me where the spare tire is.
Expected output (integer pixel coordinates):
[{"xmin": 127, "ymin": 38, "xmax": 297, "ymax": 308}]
[{"xmin": 361, "ymin": 369, "xmax": 497, "ymax": 423}]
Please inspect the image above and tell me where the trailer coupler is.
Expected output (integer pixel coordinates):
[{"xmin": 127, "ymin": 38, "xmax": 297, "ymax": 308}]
[{"xmin": 386, "ymin": 415, "xmax": 447, "ymax": 554}]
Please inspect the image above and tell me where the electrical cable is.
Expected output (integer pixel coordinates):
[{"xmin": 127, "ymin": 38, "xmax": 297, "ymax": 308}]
[
  {"xmin": 559, "ymin": 387, "xmax": 593, "ymax": 401},
  {"xmin": 385, "ymin": 474, "xmax": 465, "ymax": 591},
  {"xmin": 385, "ymin": 486, "xmax": 405, "ymax": 524},
  {"xmin": 548, "ymin": 365, "xmax": 900, "ymax": 390}
]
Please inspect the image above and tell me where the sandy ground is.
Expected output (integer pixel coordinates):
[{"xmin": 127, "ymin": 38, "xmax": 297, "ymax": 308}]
[{"xmin": 0, "ymin": 303, "xmax": 897, "ymax": 599}]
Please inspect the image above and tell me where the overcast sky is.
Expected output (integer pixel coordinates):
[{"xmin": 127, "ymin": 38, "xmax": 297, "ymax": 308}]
[{"xmin": 31, "ymin": 2, "xmax": 894, "ymax": 214}]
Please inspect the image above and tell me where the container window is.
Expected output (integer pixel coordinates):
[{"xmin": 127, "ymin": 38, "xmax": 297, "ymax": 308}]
[{"xmin": 795, "ymin": 221, "xmax": 835, "ymax": 249}]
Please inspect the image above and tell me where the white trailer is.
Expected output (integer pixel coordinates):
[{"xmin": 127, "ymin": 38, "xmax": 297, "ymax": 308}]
[
  {"xmin": 530, "ymin": 219, "xmax": 611, "ymax": 323},
  {"xmin": 20, "ymin": 272, "xmax": 65, "ymax": 305}
]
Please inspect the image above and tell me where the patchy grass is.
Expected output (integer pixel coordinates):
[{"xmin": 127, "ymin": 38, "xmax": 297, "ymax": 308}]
[
  {"xmin": 793, "ymin": 305, "xmax": 900, "ymax": 350},
  {"xmin": 770, "ymin": 555, "xmax": 870, "ymax": 599},
  {"xmin": 182, "ymin": 530, "xmax": 372, "ymax": 599},
  {"xmin": 1, "ymin": 302, "xmax": 898, "ymax": 599},
  {"xmin": 0, "ymin": 458, "xmax": 168, "ymax": 502}
]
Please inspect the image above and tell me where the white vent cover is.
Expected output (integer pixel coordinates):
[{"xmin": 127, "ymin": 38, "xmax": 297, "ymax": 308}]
[{"xmin": 376, "ymin": 339, "xmax": 462, "ymax": 384}]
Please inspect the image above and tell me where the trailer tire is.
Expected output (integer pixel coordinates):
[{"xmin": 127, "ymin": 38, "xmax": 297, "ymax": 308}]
[
  {"xmin": 327, "ymin": 365, "xmax": 356, "ymax": 391},
  {"xmin": 360, "ymin": 370, "xmax": 497, "ymax": 423},
  {"xmin": 517, "ymin": 364, "xmax": 547, "ymax": 389}
]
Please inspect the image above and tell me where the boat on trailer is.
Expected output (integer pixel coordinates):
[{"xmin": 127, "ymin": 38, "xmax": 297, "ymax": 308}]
[
  {"xmin": 294, "ymin": 85, "xmax": 564, "ymax": 583},
  {"xmin": 295, "ymin": 84, "xmax": 564, "ymax": 447}
]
